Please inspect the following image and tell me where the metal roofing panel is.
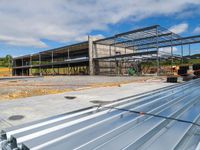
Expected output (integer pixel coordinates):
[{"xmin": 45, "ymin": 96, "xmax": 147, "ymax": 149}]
[{"xmin": 1, "ymin": 79, "xmax": 200, "ymax": 150}]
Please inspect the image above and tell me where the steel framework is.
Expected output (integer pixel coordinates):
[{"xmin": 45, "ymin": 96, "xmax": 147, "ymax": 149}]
[
  {"xmin": 12, "ymin": 25, "xmax": 200, "ymax": 76},
  {"xmin": 94, "ymin": 25, "xmax": 200, "ymax": 51},
  {"xmin": 93, "ymin": 25, "xmax": 200, "ymax": 75},
  {"xmin": 12, "ymin": 42, "xmax": 89, "ymax": 76}
]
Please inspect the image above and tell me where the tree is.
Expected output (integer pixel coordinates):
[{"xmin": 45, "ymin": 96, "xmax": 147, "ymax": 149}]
[{"xmin": 0, "ymin": 55, "xmax": 12, "ymax": 67}]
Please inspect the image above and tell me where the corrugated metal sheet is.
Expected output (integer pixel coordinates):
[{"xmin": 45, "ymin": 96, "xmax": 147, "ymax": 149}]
[{"xmin": 1, "ymin": 79, "xmax": 200, "ymax": 150}]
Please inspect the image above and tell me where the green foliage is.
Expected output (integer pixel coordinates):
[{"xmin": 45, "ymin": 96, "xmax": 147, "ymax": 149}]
[
  {"xmin": 127, "ymin": 68, "xmax": 136, "ymax": 76},
  {"xmin": 188, "ymin": 59, "xmax": 200, "ymax": 64},
  {"xmin": 141, "ymin": 58, "xmax": 200, "ymax": 67},
  {"xmin": 0, "ymin": 55, "xmax": 12, "ymax": 67}
]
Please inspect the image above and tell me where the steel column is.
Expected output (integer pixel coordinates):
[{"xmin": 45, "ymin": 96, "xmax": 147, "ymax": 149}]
[
  {"xmin": 30, "ymin": 55, "xmax": 32, "ymax": 76},
  {"xmin": 39, "ymin": 53, "xmax": 41, "ymax": 76},
  {"xmin": 171, "ymin": 33, "xmax": 173, "ymax": 74},
  {"xmin": 156, "ymin": 26, "xmax": 160, "ymax": 76},
  {"xmin": 181, "ymin": 41, "xmax": 184, "ymax": 64},
  {"xmin": 22, "ymin": 58, "xmax": 24, "ymax": 76},
  {"xmin": 189, "ymin": 44, "xmax": 191, "ymax": 56},
  {"xmin": 67, "ymin": 48, "xmax": 70, "ymax": 75},
  {"xmin": 52, "ymin": 51, "xmax": 54, "ymax": 76}
]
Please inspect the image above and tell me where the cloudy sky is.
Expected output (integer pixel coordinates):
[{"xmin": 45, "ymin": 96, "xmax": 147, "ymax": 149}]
[{"xmin": 0, "ymin": 0, "xmax": 200, "ymax": 57}]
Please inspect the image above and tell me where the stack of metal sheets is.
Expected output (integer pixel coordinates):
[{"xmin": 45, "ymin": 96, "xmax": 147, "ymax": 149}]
[{"xmin": 1, "ymin": 79, "xmax": 200, "ymax": 150}]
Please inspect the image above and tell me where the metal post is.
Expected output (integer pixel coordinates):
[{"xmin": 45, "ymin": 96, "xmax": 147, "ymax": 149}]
[
  {"xmin": 14, "ymin": 60, "xmax": 17, "ymax": 76},
  {"xmin": 67, "ymin": 48, "xmax": 70, "ymax": 75},
  {"xmin": 114, "ymin": 36, "xmax": 118, "ymax": 75},
  {"xmin": 109, "ymin": 45, "xmax": 112, "ymax": 74},
  {"xmin": 30, "ymin": 55, "xmax": 32, "ymax": 76},
  {"xmin": 171, "ymin": 34, "xmax": 173, "ymax": 74},
  {"xmin": 39, "ymin": 53, "xmax": 41, "ymax": 76},
  {"xmin": 22, "ymin": 58, "xmax": 24, "ymax": 76},
  {"xmin": 52, "ymin": 51, "xmax": 54, "ymax": 76},
  {"xmin": 181, "ymin": 41, "xmax": 183, "ymax": 64},
  {"xmin": 124, "ymin": 47, "xmax": 127, "ymax": 75},
  {"xmin": 156, "ymin": 26, "xmax": 159, "ymax": 76},
  {"xmin": 189, "ymin": 44, "xmax": 191, "ymax": 56},
  {"xmin": 11, "ymin": 59, "xmax": 13, "ymax": 76},
  {"xmin": 8, "ymin": 57, "xmax": 11, "ymax": 75}
]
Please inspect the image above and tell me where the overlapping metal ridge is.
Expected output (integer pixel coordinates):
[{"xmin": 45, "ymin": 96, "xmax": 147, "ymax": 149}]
[{"xmin": 1, "ymin": 79, "xmax": 200, "ymax": 150}]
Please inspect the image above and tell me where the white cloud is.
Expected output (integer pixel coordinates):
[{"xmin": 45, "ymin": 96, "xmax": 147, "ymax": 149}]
[
  {"xmin": 0, "ymin": 0, "xmax": 200, "ymax": 48},
  {"xmin": 194, "ymin": 26, "xmax": 200, "ymax": 33},
  {"xmin": 75, "ymin": 34, "xmax": 105, "ymax": 42},
  {"xmin": 169, "ymin": 23, "xmax": 189, "ymax": 34},
  {"xmin": 0, "ymin": 35, "xmax": 47, "ymax": 48},
  {"xmin": 159, "ymin": 47, "xmax": 178, "ymax": 54}
]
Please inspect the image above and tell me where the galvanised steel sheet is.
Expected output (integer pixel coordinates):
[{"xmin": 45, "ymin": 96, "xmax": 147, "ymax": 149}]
[{"xmin": 1, "ymin": 79, "xmax": 200, "ymax": 150}]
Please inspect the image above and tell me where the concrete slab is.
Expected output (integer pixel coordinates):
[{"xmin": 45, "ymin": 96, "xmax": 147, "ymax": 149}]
[{"xmin": 0, "ymin": 81, "xmax": 174, "ymax": 130}]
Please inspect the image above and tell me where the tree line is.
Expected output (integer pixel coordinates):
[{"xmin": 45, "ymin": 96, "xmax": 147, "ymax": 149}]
[{"xmin": 0, "ymin": 55, "xmax": 12, "ymax": 67}]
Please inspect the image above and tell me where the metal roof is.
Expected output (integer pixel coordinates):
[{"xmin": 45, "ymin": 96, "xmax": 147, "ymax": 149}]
[
  {"xmin": 13, "ymin": 41, "xmax": 88, "ymax": 60},
  {"xmin": 1, "ymin": 79, "xmax": 200, "ymax": 150}
]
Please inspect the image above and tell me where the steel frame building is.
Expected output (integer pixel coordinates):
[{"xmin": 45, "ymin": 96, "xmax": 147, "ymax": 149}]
[
  {"xmin": 12, "ymin": 42, "xmax": 90, "ymax": 76},
  {"xmin": 12, "ymin": 25, "xmax": 200, "ymax": 76}
]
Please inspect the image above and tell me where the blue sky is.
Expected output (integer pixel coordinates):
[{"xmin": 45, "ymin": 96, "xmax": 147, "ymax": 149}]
[{"xmin": 0, "ymin": 0, "xmax": 200, "ymax": 57}]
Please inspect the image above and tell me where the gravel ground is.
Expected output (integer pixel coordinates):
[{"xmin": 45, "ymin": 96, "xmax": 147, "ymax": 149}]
[{"xmin": 0, "ymin": 76, "xmax": 166, "ymax": 100}]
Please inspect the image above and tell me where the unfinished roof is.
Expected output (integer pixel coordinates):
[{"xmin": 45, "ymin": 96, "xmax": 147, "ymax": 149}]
[{"xmin": 94, "ymin": 25, "xmax": 200, "ymax": 51}]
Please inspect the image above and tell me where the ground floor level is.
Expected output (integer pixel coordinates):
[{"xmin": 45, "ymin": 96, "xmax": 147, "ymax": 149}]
[{"xmin": 0, "ymin": 75, "xmax": 172, "ymax": 130}]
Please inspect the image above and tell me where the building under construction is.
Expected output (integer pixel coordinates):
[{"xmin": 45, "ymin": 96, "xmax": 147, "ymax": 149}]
[{"xmin": 12, "ymin": 25, "xmax": 200, "ymax": 76}]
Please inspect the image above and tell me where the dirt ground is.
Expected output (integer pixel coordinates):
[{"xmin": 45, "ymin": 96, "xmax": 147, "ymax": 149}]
[
  {"xmin": 0, "ymin": 68, "xmax": 11, "ymax": 77},
  {"xmin": 0, "ymin": 76, "xmax": 166, "ymax": 101}
]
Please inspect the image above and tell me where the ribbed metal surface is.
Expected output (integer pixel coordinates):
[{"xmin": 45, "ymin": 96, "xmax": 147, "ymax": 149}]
[{"xmin": 1, "ymin": 79, "xmax": 200, "ymax": 150}]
